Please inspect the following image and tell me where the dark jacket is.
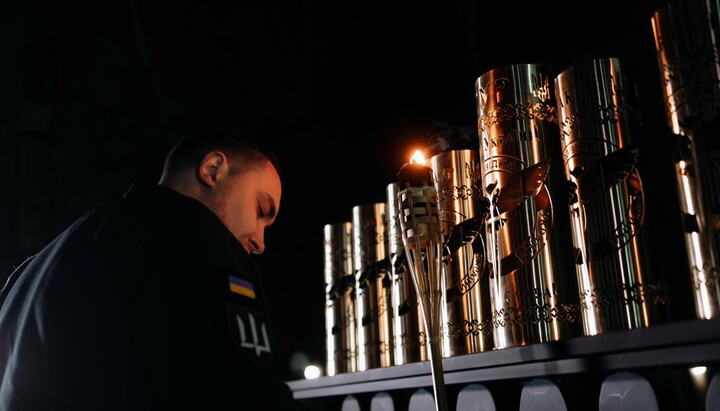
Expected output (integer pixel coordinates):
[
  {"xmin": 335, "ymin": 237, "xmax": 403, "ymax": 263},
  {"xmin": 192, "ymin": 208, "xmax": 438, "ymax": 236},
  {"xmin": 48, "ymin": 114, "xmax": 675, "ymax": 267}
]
[{"xmin": 0, "ymin": 183, "xmax": 299, "ymax": 410}]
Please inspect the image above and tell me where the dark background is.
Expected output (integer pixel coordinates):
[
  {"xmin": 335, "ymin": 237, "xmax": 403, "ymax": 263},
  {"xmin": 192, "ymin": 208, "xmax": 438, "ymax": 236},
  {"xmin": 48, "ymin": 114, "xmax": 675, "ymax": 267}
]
[{"xmin": 1, "ymin": 0, "xmax": 679, "ymax": 382}]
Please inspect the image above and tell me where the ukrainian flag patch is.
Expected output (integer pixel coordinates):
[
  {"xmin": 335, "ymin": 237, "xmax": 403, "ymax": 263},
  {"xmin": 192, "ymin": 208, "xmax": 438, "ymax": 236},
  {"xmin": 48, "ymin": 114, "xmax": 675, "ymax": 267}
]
[{"xmin": 228, "ymin": 275, "xmax": 256, "ymax": 299}]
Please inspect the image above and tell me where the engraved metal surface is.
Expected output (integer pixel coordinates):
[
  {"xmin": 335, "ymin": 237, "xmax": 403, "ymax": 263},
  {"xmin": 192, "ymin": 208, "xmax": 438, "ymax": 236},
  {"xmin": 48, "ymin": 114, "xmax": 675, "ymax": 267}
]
[
  {"xmin": 352, "ymin": 203, "xmax": 393, "ymax": 370},
  {"xmin": 430, "ymin": 149, "xmax": 493, "ymax": 356},
  {"xmin": 476, "ymin": 63, "xmax": 577, "ymax": 349},
  {"xmin": 652, "ymin": 0, "xmax": 720, "ymax": 319},
  {"xmin": 387, "ymin": 182, "xmax": 428, "ymax": 365},
  {"xmin": 555, "ymin": 57, "xmax": 666, "ymax": 334},
  {"xmin": 651, "ymin": 0, "xmax": 720, "ymax": 135},
  {"xmin": 324, "ymin": 222, "xmax": 356, "ymax": 375}
]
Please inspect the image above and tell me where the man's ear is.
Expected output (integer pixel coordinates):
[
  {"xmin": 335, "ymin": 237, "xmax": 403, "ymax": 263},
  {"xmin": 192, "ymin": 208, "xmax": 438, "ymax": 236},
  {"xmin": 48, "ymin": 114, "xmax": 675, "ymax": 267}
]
[{"xmin": 197, "ymin": 151, "xmax": 229, "ymax": 187}]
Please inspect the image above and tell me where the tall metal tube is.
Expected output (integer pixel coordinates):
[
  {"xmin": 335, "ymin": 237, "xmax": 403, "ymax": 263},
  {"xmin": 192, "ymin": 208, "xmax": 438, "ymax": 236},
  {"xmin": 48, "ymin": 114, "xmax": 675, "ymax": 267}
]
[
  {"xmin": 323, "ymin": 222, "xmax": 356, "ymax": 375},
  {"xmin": 555, "ymin": 57, "xmax": 668, "ymax": 334},
  {"xmin": 651, "ymin": 0, "xmax": 720, "ymax": 319},
  {"xmin": 430, "ymin": 149, "xmax": 493, "ymax": 356},
  {"xmin": 352, "ymin": 203, "xmax": 393, "ymax": 370},
  {"xmin": 476, "ymin": 63, "xmax": 580, "ymax": 349},
  {"xmin": 387, "ymin": 182, "xmax": 428, "ymax": 365}
]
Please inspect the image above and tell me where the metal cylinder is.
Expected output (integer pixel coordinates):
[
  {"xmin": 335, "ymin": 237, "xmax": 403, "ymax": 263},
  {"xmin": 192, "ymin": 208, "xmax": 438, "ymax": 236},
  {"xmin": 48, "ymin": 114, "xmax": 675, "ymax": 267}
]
[
  {"xmin": 387, "ymin": 182, "xmax": 428, "ymax": 365},
  {"xmin": 323, "ymin": 222, "xmax": 356, "ymax": 375},
  {"xmin": 651, "ymin": 0, "xmax": 720, "ymax": 319},
  {"xmin": 555, "ymin": 57, "xmax": 667, "ymax": 334},
  {"xmin": 651, "ymin": 0, "xmax": 720, "ymax": 135},
  {"xmin": 430, "ymin": 149, "xmax": 493, "ymax": 356},
  {"xmin": 476, "ymin": 63, "xmax": 580, "ymax": 349},
  {"xmin": 352, "ymin": 203, "xmax": 393, "ymax": 370}
]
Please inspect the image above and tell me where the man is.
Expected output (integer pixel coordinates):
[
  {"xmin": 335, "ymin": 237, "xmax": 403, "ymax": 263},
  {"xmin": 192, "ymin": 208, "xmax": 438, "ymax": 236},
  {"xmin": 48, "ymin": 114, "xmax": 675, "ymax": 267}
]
[{"xmin": 0, "ymin": 130, "xmax": 300, "ymax": 410}]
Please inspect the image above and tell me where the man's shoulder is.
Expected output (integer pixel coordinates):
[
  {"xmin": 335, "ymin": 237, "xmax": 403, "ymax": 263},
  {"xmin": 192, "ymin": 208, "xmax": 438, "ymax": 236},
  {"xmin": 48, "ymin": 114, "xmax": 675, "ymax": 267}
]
[
  {"xmin": 119, "ymin": 183, "xmax": 230, "ymax": 237},
  {"xmin": 110, "ymin": 184, "xmax": 246, "ymax": 270}
]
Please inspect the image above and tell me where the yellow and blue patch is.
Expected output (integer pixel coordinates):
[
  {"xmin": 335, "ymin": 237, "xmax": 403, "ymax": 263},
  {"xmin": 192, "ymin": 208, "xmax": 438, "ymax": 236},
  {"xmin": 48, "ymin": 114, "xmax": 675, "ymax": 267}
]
[{"xmin": 228, "ymin": 275, "xmax": 256, "ymax": 299}]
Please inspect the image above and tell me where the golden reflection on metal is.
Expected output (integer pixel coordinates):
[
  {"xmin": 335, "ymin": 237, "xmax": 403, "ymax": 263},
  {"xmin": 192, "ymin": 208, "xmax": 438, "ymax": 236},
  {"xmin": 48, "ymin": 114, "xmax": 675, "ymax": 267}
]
[
  {"xmin": 323, "ymin": 222, "xmax": 356, "ymax": 375},
  {"xmin": 430, "ymin": 149, "xmax": 493, "ymax": 356},
  {"xmin": 352, "ymin": 203, "xmax": 393, "ymax": 370},
  {"xmin": 652, "ymin": 0, "xmax": 720, "ymax": 319},
  {"xmin": 387, "ymin": 182, "xmax": 428, "ymax": 365},
  {"xmin": 476, "ymin": 63, "xmax": 579, "ymax": 349},
  {"xmin": 555, "ymin": 57, "xmax": 666, "ymax": 334}
]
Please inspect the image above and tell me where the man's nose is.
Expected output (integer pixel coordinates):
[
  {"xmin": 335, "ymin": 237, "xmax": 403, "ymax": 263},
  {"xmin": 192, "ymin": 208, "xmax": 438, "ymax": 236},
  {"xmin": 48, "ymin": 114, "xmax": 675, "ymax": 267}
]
[{"xmin": 249, "ymin": 231, "xmax": 265, "ymax": 254}]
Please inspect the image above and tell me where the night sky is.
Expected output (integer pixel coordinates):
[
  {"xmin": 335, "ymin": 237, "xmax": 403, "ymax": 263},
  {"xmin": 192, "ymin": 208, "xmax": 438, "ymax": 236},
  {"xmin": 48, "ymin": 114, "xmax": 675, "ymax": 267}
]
[{"xmin": 2, "ymin": 0, "xmax": 678, "ymax": 382}]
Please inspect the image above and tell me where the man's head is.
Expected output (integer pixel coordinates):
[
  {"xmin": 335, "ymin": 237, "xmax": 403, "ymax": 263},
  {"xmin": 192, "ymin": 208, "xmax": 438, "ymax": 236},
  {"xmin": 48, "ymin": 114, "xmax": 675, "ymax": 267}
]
[{"xmin": 158, "ymin": 130, "xmax": 282, "ymax": 255}]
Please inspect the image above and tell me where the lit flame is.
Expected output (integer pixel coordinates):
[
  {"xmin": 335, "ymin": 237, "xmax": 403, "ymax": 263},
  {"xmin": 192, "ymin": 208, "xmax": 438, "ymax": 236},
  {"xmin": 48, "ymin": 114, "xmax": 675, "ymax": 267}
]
[{"xmin": 409, "ymin": 149, "xmax": 426, "ymax": 165}]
